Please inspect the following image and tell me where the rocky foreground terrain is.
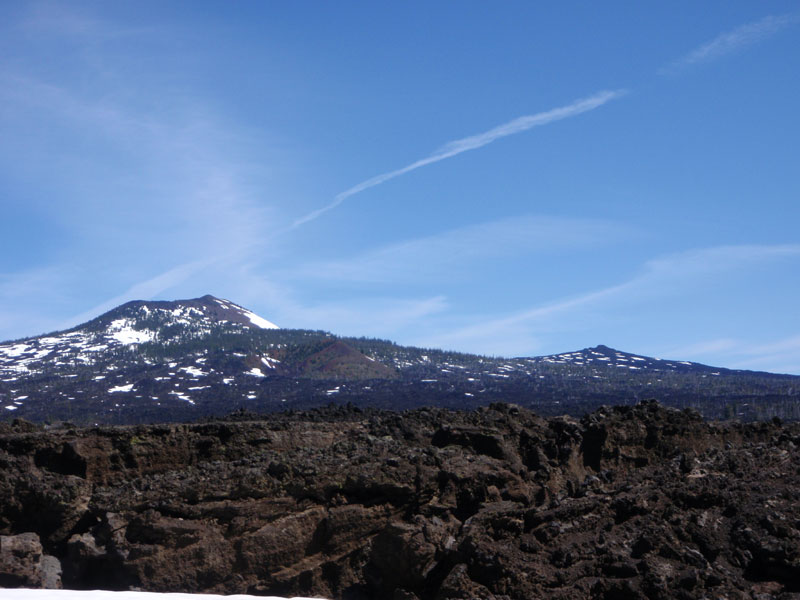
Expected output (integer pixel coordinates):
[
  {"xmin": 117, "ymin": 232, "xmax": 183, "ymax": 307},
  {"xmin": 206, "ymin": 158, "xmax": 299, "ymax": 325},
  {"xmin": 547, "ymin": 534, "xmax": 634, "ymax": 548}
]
[{"xmin": 1, "ymin": 401, "xmax": 799, "ymax": 599}]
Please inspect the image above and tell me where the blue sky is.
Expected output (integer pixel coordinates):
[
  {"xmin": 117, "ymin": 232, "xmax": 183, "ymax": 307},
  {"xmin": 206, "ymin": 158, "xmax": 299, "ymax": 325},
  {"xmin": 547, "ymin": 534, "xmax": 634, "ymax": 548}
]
[{"xmin": 1, "ymin": 1, "xmax": 799, "ymax": 374}]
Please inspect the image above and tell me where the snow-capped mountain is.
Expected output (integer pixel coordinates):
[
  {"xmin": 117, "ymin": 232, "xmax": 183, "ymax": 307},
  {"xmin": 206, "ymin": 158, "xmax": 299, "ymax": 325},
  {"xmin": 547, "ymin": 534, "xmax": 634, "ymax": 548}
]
[
  {"xmin": 529, "ymin": 344, "xmax": 727, "ymax": 375},
  {"xmin": 0, "ymin": 296, "xmax": 798, "ymax": 424},
  {"xmin": 0, "ymin": 295, "xmax": 277, "ymax": 381},
  {"xmin": 0, "ymin": 295, "xmax": 396, "ymax": 423}
]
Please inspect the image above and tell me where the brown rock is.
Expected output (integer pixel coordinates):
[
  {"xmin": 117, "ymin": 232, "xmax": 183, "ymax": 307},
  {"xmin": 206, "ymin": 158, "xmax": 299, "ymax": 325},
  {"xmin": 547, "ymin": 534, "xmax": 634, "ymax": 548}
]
[
  {"xmin": 0, "ymin": 532, "xmax": 62, "ymax": 588},
  {"xmin": 0, "ymin": 402, "xmax": 798, "ymax": 599}
]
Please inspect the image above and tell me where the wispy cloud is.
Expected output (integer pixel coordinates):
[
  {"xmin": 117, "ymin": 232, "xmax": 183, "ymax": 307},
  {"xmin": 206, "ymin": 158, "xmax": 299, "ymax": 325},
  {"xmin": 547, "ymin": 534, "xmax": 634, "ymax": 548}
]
[
  {"xmin": 0, "ymin": 267, "xmax": 79, "ymax": 339},
  {"xmin": 0, "ymin": 71, "xmax": 274, "ymax": 325},
  {"xmin": 414, "ymin": 280, "xmax": 629, "ymax": 356},
  {"xmin": 60, "ymin": 260, "xmax": 213, "ymax": 330},
  {"xmin": 664, "ymin": 13, "xmax": 800, "ymax": 73},
  {"xmin": 216, "ymin": 264, "xmax": 451, "ymax": 337},
  {"xmin": 295, "ymin": 13, "xmax": 798, "ymax": 233},
  {"xmin": 665, "ymin": 335, "xmax": 800, "ymax": 375},
  {"xmin": 288, "ymin": 215, "xmax": 635, "ymax": 284},
  {"xmin": 733, "ymin": 335, "xmax": 800, "ymax": 374},
  {"xmin": 282, "ymin": 295, "xmax": 450, "ymax": 339},
  {"xmin": 639, "ymin": 243, "xmax": 800, "ymax": 280},
  {"xmin": 291, "ymin": 90, "xmax": 627, "ymax": 228},
  {"xmin": 415, "ymin": 244, "xmax": 800, "ymax": 356},
  {"xmin": 0, "ymin": 7, "xmax": 280, "ymax": 338},
  {"xmin": 664, "ymin": 338, "xmax": 741, "ymax": 359},
  {"xmin": 21, "ymin": 1, "xmax": 151, "ymax": 38},
  {"xmin": 0, "ymin": 82, "xmax": 270, "ymax": 257}
]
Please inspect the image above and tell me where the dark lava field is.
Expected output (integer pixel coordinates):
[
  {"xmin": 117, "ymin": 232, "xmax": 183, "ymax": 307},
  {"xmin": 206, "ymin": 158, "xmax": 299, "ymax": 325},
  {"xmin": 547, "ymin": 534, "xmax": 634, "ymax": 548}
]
[{"xmin": 1, "ymin": 401, "xmax": 799, "ymax": 599}]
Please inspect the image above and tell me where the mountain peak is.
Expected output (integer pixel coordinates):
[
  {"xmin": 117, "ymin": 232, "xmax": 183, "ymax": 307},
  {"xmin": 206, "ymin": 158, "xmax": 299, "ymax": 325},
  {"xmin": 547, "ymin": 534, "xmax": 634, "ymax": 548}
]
[
  {"xmin": 587, "ymin": 344, "xmax": 616, "ymax": 354},
  {"xmin": 0, "ymin": 295, "xmax": 280, "ymax": 395},
  {"xmin": 96, "ymin": 295, "xmax": 279, "ymax": 332},
  {"xmin": 532, "ymin": 345, "xmax": 728, "ymax": 375}
]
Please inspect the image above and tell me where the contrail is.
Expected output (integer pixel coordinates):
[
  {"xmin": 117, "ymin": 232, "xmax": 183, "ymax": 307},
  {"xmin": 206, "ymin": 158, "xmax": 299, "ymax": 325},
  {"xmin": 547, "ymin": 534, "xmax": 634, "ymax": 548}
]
[{"xmin": 291, "ymin": 89, "xmax": 627, "ymax": 228}]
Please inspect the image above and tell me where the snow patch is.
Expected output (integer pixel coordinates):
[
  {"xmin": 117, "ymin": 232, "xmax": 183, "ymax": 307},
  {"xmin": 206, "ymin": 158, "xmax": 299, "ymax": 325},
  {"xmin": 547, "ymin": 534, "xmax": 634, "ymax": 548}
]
[
  {"xmin": 169, "ymin": 390, "xmax": 195, "ymax": 404},
  {"xmin": 2, "ymin": 589, "xmax": 325, "ymax": 600},
  {"xmin": 2, "ymin": 344, "xmax": 32, "ymax": 358},
  {"xmin": 180, "ymin": 366, "xmax": 207, "ymax": 378},
  {"xmin": 108, "ymin": 319, "xmax": 155, "ymax": 345},
  {"xmin": 241, "ymin": 308, "xmax": 279, "ymax": 330},
  {"xmin": 109, "ymin": 384, "xmax": 134, "ymax": 393}
]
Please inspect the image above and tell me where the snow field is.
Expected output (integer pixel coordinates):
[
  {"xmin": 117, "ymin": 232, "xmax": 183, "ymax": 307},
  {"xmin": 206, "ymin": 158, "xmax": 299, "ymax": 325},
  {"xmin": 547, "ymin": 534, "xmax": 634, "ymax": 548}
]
[{"xmin": 2, "ymin": 590, "xmax": 326, "ymax": 600}]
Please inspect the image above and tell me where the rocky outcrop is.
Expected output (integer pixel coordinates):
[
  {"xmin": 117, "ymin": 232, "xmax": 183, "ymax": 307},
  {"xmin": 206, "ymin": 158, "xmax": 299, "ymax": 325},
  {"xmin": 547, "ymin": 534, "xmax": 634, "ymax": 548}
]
[
  {"xmin": 0, "ymin": 532, "xmax": 62, "ymax": 588},
  {"xmin": 1, "ymin": 401, "xmax": 799, "ymax": 599}
]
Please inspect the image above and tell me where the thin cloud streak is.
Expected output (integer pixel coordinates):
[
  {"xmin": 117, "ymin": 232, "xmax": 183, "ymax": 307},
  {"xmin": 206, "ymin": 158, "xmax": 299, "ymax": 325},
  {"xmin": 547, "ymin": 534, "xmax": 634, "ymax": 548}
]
[
  {"xmin": 0, "ymin": 11, "xmax": 278, "ymax": 339},
  {"xmin": 61, "ymin": 260, "xmax": 213, "ymax": 330},
  {"xmin": 0, "ymin": 267, "xmax": 78, "ymax": 339},
  {"xmin": 666, "ymin": 335, "xmax": 800, "ymax": 375},
  {"xmin": 416, "ymin": 244, "xmax": 800, "ymax": 355},
  {"xmin": 294, "ymin": 13, "xmax": 796, "ymax": 232},
  {"xmin": 289, "ymin": 215, "xmax": 634, "ymax": 284},
  {"xmin": 285, "ymin": 296, "xmax": 450, "ymax": 339},
  {"xmin": 665, "ymin": 338, "xmax": 741, "ymax": 359},
  {"xmin": 664, "ymin": 13, "xmax": 800, "ymax": 73},
  {"xmin": 291, "ymin": 90, "xmax": 627, "ymax": 228}
]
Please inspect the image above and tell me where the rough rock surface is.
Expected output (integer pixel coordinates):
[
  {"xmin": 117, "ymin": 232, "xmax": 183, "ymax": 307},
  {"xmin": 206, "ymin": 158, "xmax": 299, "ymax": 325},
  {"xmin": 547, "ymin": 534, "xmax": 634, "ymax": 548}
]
[
  {"xmin": 1, "ymin": 401, "xmax": 799, "ymax": 599},
  {"xmin": 0, "ymin": 532, "xmax": 62, "ymax": 588}
]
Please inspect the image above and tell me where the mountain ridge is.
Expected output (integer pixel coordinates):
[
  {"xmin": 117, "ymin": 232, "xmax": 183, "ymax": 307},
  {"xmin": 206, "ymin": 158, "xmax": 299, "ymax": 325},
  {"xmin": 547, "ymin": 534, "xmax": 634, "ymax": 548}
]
[
  {"xmin": 1, "ymin": 295, "xmax": 798, "ymax": 424},
  {"xmin": 532, "ymin": 343, "xmax": 781, "ymax": 377}
]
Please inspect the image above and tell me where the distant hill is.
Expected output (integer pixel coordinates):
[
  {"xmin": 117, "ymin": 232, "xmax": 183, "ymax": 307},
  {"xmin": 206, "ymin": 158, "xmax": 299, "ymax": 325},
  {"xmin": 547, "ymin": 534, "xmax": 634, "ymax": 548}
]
[{"xmin": 1, "ymin": 295, "xmax": 798, "ymax": 424}]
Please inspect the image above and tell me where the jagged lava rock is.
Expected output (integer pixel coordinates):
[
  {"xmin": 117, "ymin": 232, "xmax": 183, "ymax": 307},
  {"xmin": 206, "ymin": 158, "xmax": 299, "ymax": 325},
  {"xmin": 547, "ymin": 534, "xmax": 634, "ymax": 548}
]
[{"xmin": 0, "ymin": 401, "xmax": 799, "ymax": 599}]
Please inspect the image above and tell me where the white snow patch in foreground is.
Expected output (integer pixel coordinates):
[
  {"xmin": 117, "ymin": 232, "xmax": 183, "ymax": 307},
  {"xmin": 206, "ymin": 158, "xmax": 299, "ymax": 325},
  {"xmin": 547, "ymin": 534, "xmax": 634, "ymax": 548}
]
[
  {"xmin": 3, "ymin": 590, "xmax": 325, "ymax": 600},
  {"xmin": 246, "ymin": 368, "xmax": 265, "ymax": 377}
]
